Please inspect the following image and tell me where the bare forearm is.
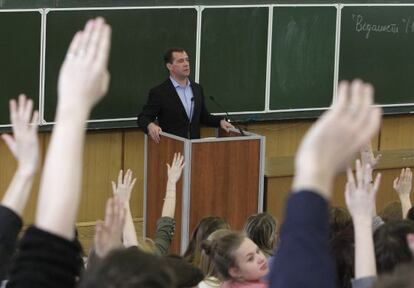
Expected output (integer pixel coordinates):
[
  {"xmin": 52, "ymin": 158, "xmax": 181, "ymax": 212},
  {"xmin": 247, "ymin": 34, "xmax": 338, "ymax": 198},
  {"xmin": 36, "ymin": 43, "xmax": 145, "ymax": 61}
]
[
  {"xmin": 123, "ymin": 205, "xmax": 138, "ymax": 247},
  {"xmin": 292, "ymin": 165, "xmax": 334, "ymax": 200},
  {"xmin": 35, "ymin": 112, "xmax": 88, "ymax": 240},
  {"xmin": 161, "ymin": 181, "xmax": 176, "ymax": 218},
  {"xmin": 2, "ymin": 169, "xmax": 35, "ymax": 217},
  {"xmin": 354, "ymin": 219, "xmax": 377, "ymax": 278},
  {"xmin": 400, "ymin": 195, "xmax": 412, "ymax": 219}
]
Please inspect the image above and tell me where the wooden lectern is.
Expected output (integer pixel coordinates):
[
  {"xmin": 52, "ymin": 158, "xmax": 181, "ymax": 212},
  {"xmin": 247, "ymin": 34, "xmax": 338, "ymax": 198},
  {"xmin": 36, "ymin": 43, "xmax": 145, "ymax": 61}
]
[{"xmin": 143, "ymin": 129, "xmax": 265, "ymax": 253}]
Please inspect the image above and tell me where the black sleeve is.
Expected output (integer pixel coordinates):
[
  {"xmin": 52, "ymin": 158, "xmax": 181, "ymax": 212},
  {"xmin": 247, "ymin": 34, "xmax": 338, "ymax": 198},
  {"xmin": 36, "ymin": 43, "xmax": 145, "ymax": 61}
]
[
  {"xmin": 0, "ymin": 206, "xmax": 23, "ymax": 280},
  {"xmin": 7, "ymin": 226, "xmax": 82, "ymax": 288},
  {"xmin": 137, "ymin": 88, "xmax": 161, "ymax": 134},
  {"xmin": 199, "ymin": 87, "xmax": 223, "ymax": 128},
  {"xmin": 269, "ymin": 191, "xmax": 337, "ymax": 288}
]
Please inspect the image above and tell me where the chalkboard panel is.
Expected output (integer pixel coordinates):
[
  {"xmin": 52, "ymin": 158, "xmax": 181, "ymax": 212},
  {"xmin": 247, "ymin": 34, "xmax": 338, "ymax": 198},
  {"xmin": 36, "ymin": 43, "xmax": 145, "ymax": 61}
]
[
  {"xmin": 0, "ymin": 11, "xmax": 41, "ymax": 125},
  {"xmin": 44, "ymin": 8, "xmax": 197, "ymax": 122},
  {"xmin": 199, "ymin": 7, "xmax": 268, "ymax": 113},
  {"xmin": 270, "ymin": 6, "xmax": 337, "ymax": 110},
  {"xmin": 339, "ymin": 5, "xmax": 414, "ymax": 106}
]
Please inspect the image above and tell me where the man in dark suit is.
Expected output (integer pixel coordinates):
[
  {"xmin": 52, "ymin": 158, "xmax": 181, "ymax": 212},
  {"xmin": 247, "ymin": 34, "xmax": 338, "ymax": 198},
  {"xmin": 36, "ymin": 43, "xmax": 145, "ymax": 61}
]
[{"xmin": 138, "ymin": 47, "xmax": 233, "ymax": 142}]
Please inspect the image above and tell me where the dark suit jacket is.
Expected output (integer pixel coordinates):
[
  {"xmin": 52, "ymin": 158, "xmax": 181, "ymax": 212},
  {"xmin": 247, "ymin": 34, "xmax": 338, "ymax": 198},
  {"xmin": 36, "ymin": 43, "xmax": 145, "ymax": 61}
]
[{"xmin": 138, "ymin": 78, "xmax": 222, "ymax": 139}]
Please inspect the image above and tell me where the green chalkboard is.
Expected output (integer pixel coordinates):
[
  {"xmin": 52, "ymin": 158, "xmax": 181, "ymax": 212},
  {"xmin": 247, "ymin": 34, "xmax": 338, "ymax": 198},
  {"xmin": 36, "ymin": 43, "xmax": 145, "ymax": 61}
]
[
  {"xmin": 339, "ymin": 6, "xmax": 414, "ymax": 106},
  {"xmin": 0, "ymin": 11, "xmax": 41, "ymax": 125},
  {"xmin": 44, "ymin": 8, "xmax": 197, "ymax": 122},
  {"xmin": 200, "ymin": 7, "xmax": 268, "ymax": 113},
  {"xmin": 270, "ymin": 6, "xmax": 337, "ymax": 110}
]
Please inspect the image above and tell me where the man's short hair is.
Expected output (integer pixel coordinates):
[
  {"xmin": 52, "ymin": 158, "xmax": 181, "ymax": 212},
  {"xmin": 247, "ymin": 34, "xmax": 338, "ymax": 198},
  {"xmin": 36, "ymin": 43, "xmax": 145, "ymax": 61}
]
[{"xmin": 163, "ymin": 47, "xmax": 186, "ymax": 65}]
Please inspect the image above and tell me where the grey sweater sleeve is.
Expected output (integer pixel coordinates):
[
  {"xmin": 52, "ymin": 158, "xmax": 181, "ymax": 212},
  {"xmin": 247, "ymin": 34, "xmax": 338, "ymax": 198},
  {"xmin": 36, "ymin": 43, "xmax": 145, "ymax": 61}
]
[
  {"xmin": 351, "ymin": 276, "xmax": 377, "ymax": 288},
  {"xmin": 372, "ymin": 216, "xmax": 384, "ymax": 232}
]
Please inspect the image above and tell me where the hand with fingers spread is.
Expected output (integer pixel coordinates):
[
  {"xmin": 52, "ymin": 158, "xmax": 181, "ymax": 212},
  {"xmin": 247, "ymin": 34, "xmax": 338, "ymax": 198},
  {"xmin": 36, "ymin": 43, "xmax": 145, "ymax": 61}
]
[
  {"xmin": 167, "ymin": 153, "xmax": 185, "ymax": 184},
  {"xmin": 360, "ymin": 142, "xmax": 381, "ymax": 169},
  {"xmin": 94, "ymin": 197, "xmax": 126, "ymax": 258},
  {"xmin": 393, "ymin": 168, "xmax": 413, "ymax": 218},
  {"xmin": 57, "ymin": 17, "xmax": 111, "ymax": 116},
  {"xmin": 345, "ymin": 160, "xmax": 381, "ymax": 279},
  {"xmin": 112, "ymin": 169, "xmax": 137, "ymax": 204},
  {"xmin": 393, "ymin": 168, "xmax": 412, "ymax": 199},
  {"xmin": 1, "ymin": 94, "xmax": 39, "ymax": 176},
  {"xmin": 293, "ymin": 80, "xmax": 382, "ymax": 199},
  {"xmin": 345, "ymin": 160, "xmax": 381, "ymax": 222},
  {"xmin": 2, "ymin": 94, "xmax": 39, "ymax": 216},
  {"xmin": 111, "ymin": 169, "xmax": 138, "ymax": 248}
]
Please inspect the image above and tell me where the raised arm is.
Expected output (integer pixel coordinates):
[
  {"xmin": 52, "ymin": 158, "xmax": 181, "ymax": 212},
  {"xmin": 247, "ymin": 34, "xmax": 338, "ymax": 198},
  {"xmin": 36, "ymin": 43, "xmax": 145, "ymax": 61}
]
[
  {"xmin": 35, "ymin": 18, "xmax": 111, "ymax": 239},
  {"xmin": 162, "ymin": 152, "xmax": 185, "ymax": 218},
  {"xmin": 94, "ymin": 197, "xmax": 126, "ymax": 259},
  {"xmin": 271, "ymin": 80, "xmax": 382, "ymax": 288},
  {"xmin": 1, "ymin": 95, "xmax": 39, "ymax": 217},
  {"xmin": 0, "ymin": 95, "xmax": 39, "ymax": 279},
  {"xmin": 345, "ymin": 160, "xmax": 380, "ymax": 281},
  {"xmin": 111, "ymin": 169, "xmax": 138, "ymax": 248},
  {"xmin": 7, "ymin": 18, "xmax": 112, "ymax": 288},
  {"xmin": 393, "ymin": 168, "xmax": 412, "ymax": 218}
]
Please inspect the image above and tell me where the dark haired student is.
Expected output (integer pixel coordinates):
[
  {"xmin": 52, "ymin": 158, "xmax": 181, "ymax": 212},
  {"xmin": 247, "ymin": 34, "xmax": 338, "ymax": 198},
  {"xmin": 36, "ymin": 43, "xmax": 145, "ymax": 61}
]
[{"xmin": 138, "ymin": 47, "xmax": 233, "ymax": 143}]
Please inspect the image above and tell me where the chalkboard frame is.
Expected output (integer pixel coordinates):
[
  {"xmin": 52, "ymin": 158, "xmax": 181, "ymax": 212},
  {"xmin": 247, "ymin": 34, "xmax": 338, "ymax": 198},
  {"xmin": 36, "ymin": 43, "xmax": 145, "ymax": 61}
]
[
  {"xmin": 0, "ymin": 8, "xmax": 44, "ymax": 128},
  {"xmin": 1, "ymin": 4, "xmax": 414, "ymax": 131},
  {"xmin": 339, "ymin": 3, "xmax": 414, "ymax": 109}
]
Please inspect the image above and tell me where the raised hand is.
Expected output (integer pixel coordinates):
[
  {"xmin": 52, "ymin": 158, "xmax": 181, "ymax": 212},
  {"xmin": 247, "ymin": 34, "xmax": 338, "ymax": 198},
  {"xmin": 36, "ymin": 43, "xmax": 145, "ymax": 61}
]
[
  {"xmin": 112, "ymin": 169, "xmax": 137, "ymax": 204},
  {"xmin": 57, "ymin": 17, "xmax": 111, "ymax": 116},
  {"xmin": 167, "ymin": 153, "xmax": 185, "ymax": 184},
  {"xmin": 360, "ymin": 143, "xmax": 381, "ymax": 169},
  {"xmin": 94, "ymin": 197, "xmax": 126, "ymax": 258},
  {"xmin": 293, "ymin": 80, "xmax": 382, "ymax": 199},
  {"xmin": 345, "ymin": 160, "xmax": 380, "ymax": 279},
  {"xmin": 1, "ymin": 94, "xmax": 39, "ymax": 176},
  {"xmin": 345, "ymin": 160, "xmax": 381, "ymax": 221},
  {"xmin": 393, "ymin": 168, "xmax": 412, "ymax": 198},
  {"xmin": 393, "ymin": 168, "xmax": 412, "ymax": 218}
]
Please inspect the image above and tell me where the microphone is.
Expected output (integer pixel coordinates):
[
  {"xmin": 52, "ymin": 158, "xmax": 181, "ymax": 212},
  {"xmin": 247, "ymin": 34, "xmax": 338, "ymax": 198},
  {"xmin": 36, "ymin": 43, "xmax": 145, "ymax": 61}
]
[
  {"xmin": 209, "ymin": 96, "xmax": 245, "ymax": 136},
  {"xmin": 188, "ymin": 97, "xmax": 194, "ymax": 139}
]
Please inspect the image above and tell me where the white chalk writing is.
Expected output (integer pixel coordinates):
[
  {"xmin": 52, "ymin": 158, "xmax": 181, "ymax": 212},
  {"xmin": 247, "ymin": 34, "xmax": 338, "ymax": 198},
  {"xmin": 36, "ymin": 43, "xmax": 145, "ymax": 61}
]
[{"xmin": 352, "ymin": 14, "xmax": 399, "ymax": 39}]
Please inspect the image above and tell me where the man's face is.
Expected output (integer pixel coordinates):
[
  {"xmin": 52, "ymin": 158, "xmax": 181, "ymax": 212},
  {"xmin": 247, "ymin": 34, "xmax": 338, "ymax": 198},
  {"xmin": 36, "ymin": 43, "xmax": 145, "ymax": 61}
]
[{"xmin": 167, "ymin": 51, "xmax": 190, "ymax": 80}]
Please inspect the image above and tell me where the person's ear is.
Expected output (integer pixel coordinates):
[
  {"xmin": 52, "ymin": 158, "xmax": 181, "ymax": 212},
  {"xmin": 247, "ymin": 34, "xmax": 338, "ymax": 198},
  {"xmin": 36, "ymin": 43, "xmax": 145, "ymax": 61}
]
[
  {"xmin": 229, "ymin": 266, "xmax": 241, "ymax": 279},
  {"xmin": 166, "ymin": 63, "xmax": 172, "ymax": 71},
  {"xmin": 406, "ymin": 233, "xmax": 414, "ymax": 256}
]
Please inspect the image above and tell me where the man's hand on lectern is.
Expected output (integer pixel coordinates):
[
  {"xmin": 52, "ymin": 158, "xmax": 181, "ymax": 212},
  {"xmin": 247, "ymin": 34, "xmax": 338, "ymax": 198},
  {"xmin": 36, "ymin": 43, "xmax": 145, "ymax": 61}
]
[
  {"xmin": 148, "ymin": 122, "xmax": 162, "ymax": 143},
  {"xmin": 220, "ymin": 119, "xmax": 234, "ymax": 133}
]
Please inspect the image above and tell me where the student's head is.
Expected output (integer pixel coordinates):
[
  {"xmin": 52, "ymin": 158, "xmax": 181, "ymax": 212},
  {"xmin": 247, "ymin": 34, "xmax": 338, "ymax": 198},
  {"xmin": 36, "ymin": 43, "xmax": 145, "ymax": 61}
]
[
  {"xmin": 372, "ymin": 263, "xmax": 414, "ymax": 288},
  {"xmin": 329, "ymin": 225, "xmax": 354, "ymax": 288},
  {"xmin": 200, "ymin": 229, "xmax": 232, "ymax": 277},
  {"xmin": 79, "ymin": 248, "xmax": 175, "ymax": 288},
  {"xmin": 243, "ymin": 212, "xmax": 277, "ymax": 257},
  {"xmin": 183, "ymin": 216, "xmax": 230, "ymax": 266},
  {"xmin": 201, "ymin": 232, "xmax": 268, "ymax": 282},
  {"xmin": 379, "ymin": 201, "xmax": 403, "ymax": 222},
  {"xmin": 329, "ymin": 206, "xmax": 352, "ymax": 238},
  {"xmin": 407, "ymin": 207, "xmax": 414, "ymax": 221},
  {"xmin": 374, "ymin": 220, "xmax": 414, "ymax": 273},
  {"xmin": 163, "ymin": 47, "xmax": 190, "ymax": 80}
]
